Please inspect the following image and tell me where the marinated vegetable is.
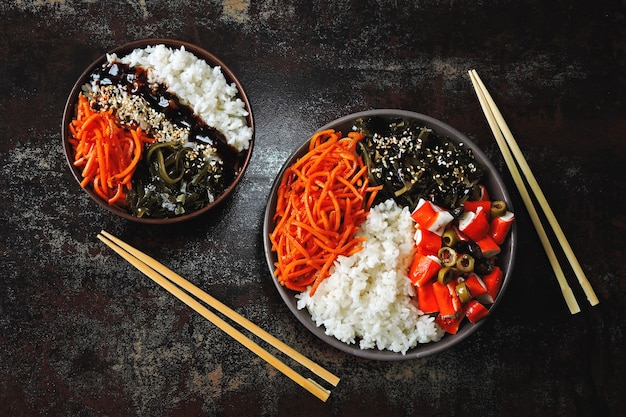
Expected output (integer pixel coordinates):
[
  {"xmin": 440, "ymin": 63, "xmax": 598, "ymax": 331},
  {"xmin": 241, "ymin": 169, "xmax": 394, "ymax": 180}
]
[
  {"xmin": 126, "ymin": 141, "xmax": 229, "ymax": 218},
  {"xmin": 354, "ymin": 116, "xmax": 484, "ymax": 211},
  {"xmin": 68, "ymin": 94, "xmax": 154, "ymax": 206},
  {"xmin": 411, "ymin": 196, "xmax": 514, "ymax": 334},
  {"xmin": 269, "ymin": 129, "xmax": 381, "ymax": 295}
]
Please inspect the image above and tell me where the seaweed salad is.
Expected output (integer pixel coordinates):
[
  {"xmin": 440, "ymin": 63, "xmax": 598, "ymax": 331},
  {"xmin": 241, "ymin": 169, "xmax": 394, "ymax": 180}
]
[{"xmin": 353, "ymin": 116, "xmax": 485, "ymax": 212}]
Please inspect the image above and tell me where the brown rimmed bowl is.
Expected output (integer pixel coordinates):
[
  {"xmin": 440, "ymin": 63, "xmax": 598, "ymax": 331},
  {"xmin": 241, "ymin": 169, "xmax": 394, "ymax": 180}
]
[
  {"xmin": 263, "ymin": 109, "xmax": 516, "ymax": 360},
  {"xmin": 62, "ymin": 38, "xmax": 254, "ymax": 224}
]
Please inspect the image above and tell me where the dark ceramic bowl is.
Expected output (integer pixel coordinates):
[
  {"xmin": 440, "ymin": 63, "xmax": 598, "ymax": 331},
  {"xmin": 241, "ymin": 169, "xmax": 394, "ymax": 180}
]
[
  {"xmin": 62, "ymin": 39, "xmax": 254, "ymax": 224},
  {"xmin": 263, "ymin": 109, "xmax": 516, "ymax": 360}
]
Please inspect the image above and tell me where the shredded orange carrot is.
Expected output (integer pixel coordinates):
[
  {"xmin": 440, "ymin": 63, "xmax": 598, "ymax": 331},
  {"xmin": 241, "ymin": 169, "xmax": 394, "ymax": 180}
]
[
  {"xmin": 68, "ymin": 94, "xmax": 154, "ymax": 207},
  {"xmin": 269, "ymin": 129, "xmax": 381, "ymax": 295}
]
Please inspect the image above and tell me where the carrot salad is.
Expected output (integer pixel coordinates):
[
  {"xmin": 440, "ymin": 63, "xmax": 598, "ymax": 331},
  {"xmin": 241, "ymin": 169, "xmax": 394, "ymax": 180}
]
[
  {"xmin": 269, "ymin": 129, "xmax": 381, "ymax": 295},
  {"xmin": 68, "ymin": 94, "xmax": 154, "ymax": 206}
]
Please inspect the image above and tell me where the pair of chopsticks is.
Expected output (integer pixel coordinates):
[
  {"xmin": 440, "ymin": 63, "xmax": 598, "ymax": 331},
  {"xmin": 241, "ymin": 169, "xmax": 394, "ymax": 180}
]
[
  {"xmin": 97, "ymin": 230, "xmax": 339, "ymax": 401},
  {"xmin": 468, "ymin": 70, "xmax": 599, "ymax": 314}
]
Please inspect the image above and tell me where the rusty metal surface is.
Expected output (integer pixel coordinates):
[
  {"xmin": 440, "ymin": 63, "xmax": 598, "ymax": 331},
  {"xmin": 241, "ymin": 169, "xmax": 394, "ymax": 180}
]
[{"xmin": 1, "ymin": 1, "xmax": 625, "ymax": 416}]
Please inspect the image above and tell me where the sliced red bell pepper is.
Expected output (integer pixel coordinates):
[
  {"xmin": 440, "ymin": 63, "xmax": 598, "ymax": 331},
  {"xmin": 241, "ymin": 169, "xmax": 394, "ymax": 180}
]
[
  {"xmin": 489, "ymin": 211, "xmax": 515, "ymax": 245},
  {"xmin": 457, "ymin": 205, "xmax": 490, "ymax": 241},
  {"xmin": 416, "ymin": 282, "xmax": 439, "ymax": 314},
  {"xmin": 409, "ymin": 252, "xmax": 442, "ymax": 287},
  {"xmin": 463, "ymin": 200, "xmax": 491, "ymax": 214},
  {"xmin": 464, "ymin": 273, "xmax": 488, "ymax": 298},
  {"xmin": 436, "ymin": 313, "xmax": 463, "ymax": 334},
  {"xmin": 465, "ymin": 300, "xmax": 490, "ymax": 323},
  {"xmin": 414, "ymin": 226, "xmax": 442, "ymax": 255},
  {"xmin": 432, "ymin": 281, "xmax": 458, "ymax": 318},
  {"xmin": 476, "ymin": 235, "xmax": 501, "ymax": 258},
  {"xmin": 482, "ymin": 266, "xmax": 503, "ymax": 301},
  {"xmin": 411, "ymin": 198, "xmax": 454, "ymax": 236},
  {"xmin": 447, "ymin": 281, "xmax": 463, "ymax": 313},
  {"xmin": 477, "ymin": 184, "xmax": 490, "ymax": 201}
]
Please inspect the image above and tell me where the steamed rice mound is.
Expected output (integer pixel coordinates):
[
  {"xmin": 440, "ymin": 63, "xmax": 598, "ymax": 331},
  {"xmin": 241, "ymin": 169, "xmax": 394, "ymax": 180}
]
[{"xmin": 296, "ymin": 199, "xmax": 445, "ymax": 354}]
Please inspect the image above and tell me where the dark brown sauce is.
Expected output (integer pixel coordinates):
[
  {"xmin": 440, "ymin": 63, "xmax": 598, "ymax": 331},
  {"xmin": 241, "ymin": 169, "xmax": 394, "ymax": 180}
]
[{"xmin": 90, "ymin": 61, "xmax": 242, "ymax": 174}]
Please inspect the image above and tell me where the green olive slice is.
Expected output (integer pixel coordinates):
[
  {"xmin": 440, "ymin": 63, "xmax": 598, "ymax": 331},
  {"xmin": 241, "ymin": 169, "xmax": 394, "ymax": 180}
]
[
  {"xmin": 491, "ymin": 200, "xmax": 507, "ymax": 217},
  {"xmin": 456, "ymin": 281, "xmax": 472, "ymax": 303},
  {"xmin": 442, "ymin": 229, "xmax": 458, "ymax": 247},
  {"xmin": 437, "ymin": 267, "xmax": 454, "ymax": 285},
  {"xmin": 456, "ymin": 253, "xmax": 475, "ymax": 273},
  {"xmin": 438, "ymin": 247, "xmax": 458, "ymax": 267}
]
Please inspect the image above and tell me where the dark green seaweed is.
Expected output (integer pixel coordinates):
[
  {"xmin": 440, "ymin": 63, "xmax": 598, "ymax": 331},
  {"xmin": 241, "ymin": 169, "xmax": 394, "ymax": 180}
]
[
  {"xmin": 126, "ymin": 142, "xmax": 229, "ymax": 218},
  {"xmin": 354, "ymin": 116, "xmax": 484, "ymax": 211}
]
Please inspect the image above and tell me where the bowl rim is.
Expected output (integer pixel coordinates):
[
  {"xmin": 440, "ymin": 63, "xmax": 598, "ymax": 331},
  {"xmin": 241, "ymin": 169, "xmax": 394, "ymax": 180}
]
[
  {"xmin": 263, "ymin": 109, "xmax": 516, "ymax": 360},
  {"xmin": 61, "ymin": 38, "xmax": 254, "ymax": 224}
]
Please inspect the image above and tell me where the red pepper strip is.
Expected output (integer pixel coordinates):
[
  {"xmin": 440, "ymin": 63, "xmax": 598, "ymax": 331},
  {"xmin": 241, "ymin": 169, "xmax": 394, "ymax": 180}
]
[
  {"xmin": 411, "ymin": 198, "xmax": 454, "ymax": 235},
  {"xmin": 476, "ymin": 235, "xmax": 501, "ymax": 258},
  {"xmin": 477, "ymin": 184, "xmax": 490, "ymax": 201},
  {"xmin": 464, "ymin": 273, "xmax": 488, "ymax": 298},
  {"xmin": 436, "ymin": 313, "xmax": 464, "ymax": 335},
  {"xmin": 482, "ymin": 266, "xmax": 504, "ymax": 302},
  {"xmin": 489, "ymin": 211, "xmax": 515, "ymax": 245},
  {"xmin": 463, "ymin": 199, "xmax": 491, "ymax": 214},
  {"xmin": 465, "ymin": 300, "xmax": 490, "ymax": 324},
  {"xmin": 416, "ymin": 282, "xmax": 439, "ymax": 314},
  {"xmin": 447, "ymin": 281, "xmax": 463, "ymax": 313},
  {"xmin": 414, "ymin": 226, "xmax": 442, "ymax": 255},
  {"xmin": 409, "ymin": 252, "xmax": 442, "ymax": 287},
  {"xmin": 432, "ymin": 281, "xmax": 458, "ymax": 318},
  {"xmin": 457, "ymin": 205, "xmax": 490, "ymax": 241},
  {"xmin": 411, "ymin": 198, "xmax": 438, "ymax": 227}
]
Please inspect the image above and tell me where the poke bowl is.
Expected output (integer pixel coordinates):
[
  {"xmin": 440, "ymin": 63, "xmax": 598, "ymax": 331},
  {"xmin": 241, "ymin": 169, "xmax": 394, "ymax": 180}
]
[
  {"xmin": 62, "ymin": 39, "xmax": 254, "ymax": 224},
  {"xmin": 263, "ymin": 109, "xmax": 516, "ymax": 360}
]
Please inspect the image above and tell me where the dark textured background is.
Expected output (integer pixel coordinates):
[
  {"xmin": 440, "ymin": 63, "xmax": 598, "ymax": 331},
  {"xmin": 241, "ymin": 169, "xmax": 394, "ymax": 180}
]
[{"xmin": 1, "ymin": 1, "xmax": 625, "ymax": 416}]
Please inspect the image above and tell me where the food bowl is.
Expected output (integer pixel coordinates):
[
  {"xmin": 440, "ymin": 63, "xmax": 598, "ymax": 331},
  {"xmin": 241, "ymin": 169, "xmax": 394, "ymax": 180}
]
[
  {"xmin": 62, "ymin": 39, "xmax": 254, "ymax": 224},
  {"xmin": 263, "ymin": 109, "xmax": 516, "ymax": 360}
]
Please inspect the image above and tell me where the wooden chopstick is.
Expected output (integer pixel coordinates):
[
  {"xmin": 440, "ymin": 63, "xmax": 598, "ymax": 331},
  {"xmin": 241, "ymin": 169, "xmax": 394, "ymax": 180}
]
[
  {"xmin": 468, "ymin": 69, "xmax": 599, "ymax": 313},
  {"xmin": 99, "ymin": 230, "xmax": 339, "ymax": 387},
  {"xmin": 97, "ymin": 231, "xmax": 338, "ymax": 402}
]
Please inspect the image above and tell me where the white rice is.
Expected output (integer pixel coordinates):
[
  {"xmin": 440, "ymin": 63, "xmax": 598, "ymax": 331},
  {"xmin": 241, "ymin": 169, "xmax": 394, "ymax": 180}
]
[
  {"xmin": 296, "ymin": 199, "xmax": 445, "ymax": 354},
  {"xmin": 112, "ymin": 44, "xmax": 252, "ymax": 152}
]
